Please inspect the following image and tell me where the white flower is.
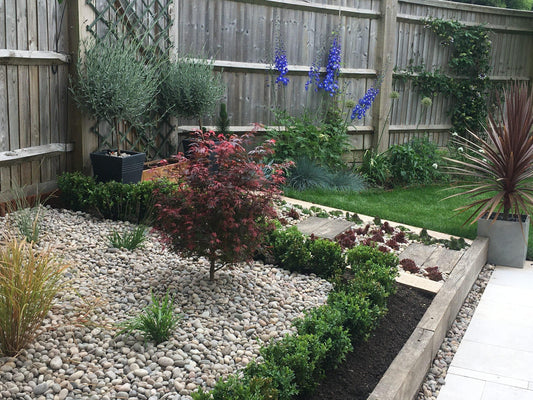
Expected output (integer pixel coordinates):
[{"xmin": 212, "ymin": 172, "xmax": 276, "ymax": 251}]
[
  {"xmin": 479, "ymin": 149, "xmax": 485, "ymax": 154},
  {"xmin": 458, "ymin": 147, "xmax": 464, "ymax": 152},
  {"xmin": 451, "ymin": 132, "xmax": 458, "ymax": 137},
  {"xmin": 432, "ymin": 163, "xmax": 438, "ymax": 169}
]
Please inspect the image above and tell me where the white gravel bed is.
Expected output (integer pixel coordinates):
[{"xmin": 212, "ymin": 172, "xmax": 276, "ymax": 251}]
[
  {"xmin": 416, "ymin": 263, "xmax": 495, "ymax": 400},
  {"xmin": 0, "ymin": 207, "xmax": 332, "ymax": 400}
]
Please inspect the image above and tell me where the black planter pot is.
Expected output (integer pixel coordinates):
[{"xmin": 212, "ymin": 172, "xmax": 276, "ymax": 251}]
[{"xmin": 90, "ymin": 149, "xmax": 146, "ymax": 184}]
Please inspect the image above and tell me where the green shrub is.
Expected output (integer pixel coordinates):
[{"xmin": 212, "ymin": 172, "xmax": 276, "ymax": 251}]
[
  {"xmin": 109, "ymin": 225, "xmax": 148, "ymax": 250},
  {"xmin": 90, "ymin": 180, "xmax": 156, "ymax": 223},
  {"xmin": 358, "ymin": 149, "xmax": 390, "ymax": 187},
  {"xmin": 267, "ymin": 109, "xmax": 349, "ymax": 169},
  {"xmin": 159, "ymin": 56, "xmax": 225, "ymax": 128},
  {"xmin": 57, "ymin": 172, "xmax": 96, "ymax": 211},
  {"xmin": 271, "ymin": 227, "xmax": 345, "ymax": 278},
  {"xmin": 118, "ymin": 291, "xmax": 180, "ymax": 344},
  {"xmin": 272, "ymin": 227, "xmax": 312, "ymax": 272},
  {"xmin": 293, "ymin": 306, "xmax": 353, "ymax": 369},
  {"xmin": 244, "ymin": 362, "xmax": 297, "ymax": 400},
  {"xmin": 387, "ymin": 137, "xmax": 445, "ymax": 187},
  {"xmin": 192, "ymin": 375, "xmax": 279, "ymax": 400},
  {"xmin": 0, "ymin": 237, "xmax": 69, "ymax": 356},
  {"xmin": 341, "ymin": 261, "xmax": 397, "ymax": 309},
  {"xmin": 327, "ymin": 290, "xmax": 382, "ymax": 342},
  {"xmin": 256, "ymin": 334, "xmax": 328, "ymax": 395},
  {"xmin": 57, "ymin": 172, "xmax": 179, "ymax": 224},
  {"xmin": 345, "ymin": 245, "xmax": 399, "ymax": 270},
  {"xmin": 307, "ymin": 238, "xmax": 346, "ymax": 278}
]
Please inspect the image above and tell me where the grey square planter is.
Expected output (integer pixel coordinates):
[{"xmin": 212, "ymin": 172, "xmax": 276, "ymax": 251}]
[{"xmin": 477, "ymin": 214, "xmax": 530, "ymax": 268}]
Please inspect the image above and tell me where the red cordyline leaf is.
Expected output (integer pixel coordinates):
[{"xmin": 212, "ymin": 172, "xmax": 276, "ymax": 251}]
[{"xmin": 444, "ymin": 82, "xmax": 533, "ymax": 224}]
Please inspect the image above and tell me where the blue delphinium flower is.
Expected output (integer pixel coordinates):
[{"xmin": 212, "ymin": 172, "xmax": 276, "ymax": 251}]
[
  {"xmin": 305, "ymin": 61, "xmax": 321, "ymax": 91},
  {"xmin": 320, "ymin": 35, "xmax": 341, "ymax": 96},
  {"xmin": 274, "ymin": 44, "xmax": 289, "ymax": 86},
  {"xmin": 351, "ymin": 87, "xmax": 380, "ymax": 120}
]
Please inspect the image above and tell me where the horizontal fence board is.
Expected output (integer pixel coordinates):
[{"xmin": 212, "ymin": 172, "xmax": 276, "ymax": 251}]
[{"xmin": 0, "ymin": 50, "xmax": 70, "ymax": 66}]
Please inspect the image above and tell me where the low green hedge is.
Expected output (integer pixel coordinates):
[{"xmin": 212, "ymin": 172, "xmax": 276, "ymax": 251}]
[
  {"xmin": 57, "ymin": 172, "xmax": 178, "ymax": 224},
  {"xmin": 194, "ymin": 238, "xmax": 399, "ymax": 400}
]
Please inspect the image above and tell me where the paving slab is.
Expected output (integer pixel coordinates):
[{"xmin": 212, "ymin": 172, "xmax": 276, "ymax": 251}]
[
  {"xmin": 399, "ymin": 243, "xmax": 439, "ymax": 266},
  {"xmin": 295, "ymin": 216, "xmax": 353, "ymax": 240},
  {"xmin": 438, "ymin": 261, "xmax": 533, "ymax": 400}
]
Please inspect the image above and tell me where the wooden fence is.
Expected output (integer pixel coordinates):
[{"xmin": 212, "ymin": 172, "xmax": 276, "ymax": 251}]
[
  {"xmin": 174, "ymin": 0, "xmax": 533, "ymax": 161},
  {"xmin": 0, "ymin": 0, "xmax": 532, "ymax": 199},
  {"xmin": 0, "ymin": 0, "xmax": 70, "ymax": 199}
]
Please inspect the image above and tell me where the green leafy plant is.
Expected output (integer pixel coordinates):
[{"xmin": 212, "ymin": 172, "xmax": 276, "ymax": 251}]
[
  {"xmin": 267, "ymin": 108, "xmax": 350, "ymax": 169},
  {"xmin": 271, "ymin": 227, "xmax": 345, "ymax": 278},
  {"xmin": 193, "ymin": 375, "xmax": 280, "ymax": 400},
  {"xmin": 159, "ymin": 56, "xmax": 225, "ymax": 129},
  {"xmin": 387, "ymin": 136, "xmax": 446, "ymax": 187},
  {"xmin": 0, "ymin": 236, "xmax": 69, "ymax": 356},
  {"xmin": 118, "ymin": 290, "xmax": 180, "ymax": 344},
  {"xmin": 109, "ymin": 225, "xmax": 148, "ymax": 250},
  {"xmin": 57, "ymin": 172, "xmax": 179, "ymax": 224},
  {"xmin": 444, "ymin": 82, "xmax": 533, "ymax": 223},
  {"xmin": 70, "ymin": 34, "xmax": 161, "ymax": 154},
  {"xmin": 293, "ymin": 306, "xmax": 353, "ymax": 369},
  {"xmin": 256, "ymin": 333, "xmax": 329, "ymax": 395},
  {"xmin": 57, "ymin": 172, "xmax": 96, "ymax": 211},
  {"xmin": 395, "ymin": 18, "xmax": 492, "ymax": 137}
]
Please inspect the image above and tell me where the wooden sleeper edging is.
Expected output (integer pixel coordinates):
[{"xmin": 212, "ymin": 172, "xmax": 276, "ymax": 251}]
[{"xmin": 367, "ymin": 237, "xmax": 489, "ymax": 400}]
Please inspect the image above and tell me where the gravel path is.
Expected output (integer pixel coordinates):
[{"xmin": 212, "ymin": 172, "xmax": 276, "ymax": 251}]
[
  {"xmin": 0, "ymin": 207, "xmax": 332, "ymax": 400},
  {"xmin": 417, "ymin": 263, "xmax": 495, "ymax": 400}
]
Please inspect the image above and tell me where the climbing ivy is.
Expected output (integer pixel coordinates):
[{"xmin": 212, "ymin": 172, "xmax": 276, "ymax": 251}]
[{"xmin": 395, "ymin": 18, "xmax": 494, "ymax": 137}]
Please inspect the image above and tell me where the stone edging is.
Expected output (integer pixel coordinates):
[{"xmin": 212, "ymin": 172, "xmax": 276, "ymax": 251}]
[{"xmin": 367, "ymin": 237, "xmax": 489, "ymax": 400}]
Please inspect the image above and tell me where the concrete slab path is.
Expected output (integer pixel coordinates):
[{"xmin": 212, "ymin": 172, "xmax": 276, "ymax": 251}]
[{"xmin": 438, "ymin": 261, "xmax": 533, "ymax": 400}]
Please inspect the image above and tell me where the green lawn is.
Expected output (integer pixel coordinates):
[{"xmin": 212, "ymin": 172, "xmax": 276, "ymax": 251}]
[{"xmin": 284, "ymin": 184, "xmax": 533, "ymax": 258}]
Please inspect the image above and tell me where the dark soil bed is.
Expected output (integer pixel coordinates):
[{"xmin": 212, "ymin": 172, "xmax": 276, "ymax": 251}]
[{"xmin": 307, "ymin": 283, "xmax": 434, "ymax": 400}]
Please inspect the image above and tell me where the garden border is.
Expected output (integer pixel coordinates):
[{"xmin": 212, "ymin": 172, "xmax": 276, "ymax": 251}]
[{"xmin": 368, "ymin": 236, "xmax": 489, "ymax": 400}]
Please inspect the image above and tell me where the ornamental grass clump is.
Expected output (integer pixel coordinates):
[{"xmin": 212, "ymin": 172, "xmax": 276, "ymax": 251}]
[
  {"xmin": 109, "ymin": 225, "xmax": 148, "ymax": 250},
  {"xmin": 0, "ymin": 236, "xmax": 68, "ymax": 356},
  {"xmin": 154, "ymin": 130, "xmax": 288, "ymax": 281},
  {"xmin": 444, "ymin": 82, "xmax": 533, "ymax": 223},
  {"xmin": 118, "ymin": 291, "xmax": 180, "ymax": 344}
]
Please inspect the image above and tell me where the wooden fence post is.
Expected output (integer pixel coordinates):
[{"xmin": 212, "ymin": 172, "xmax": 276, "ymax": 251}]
[
  {"xmin": 372, "ymin": 0, "xmax": 398, "ymax": 153},
  {"xmin": 67, "ymin": 1, "xmax": 97, "ymax": 175}
]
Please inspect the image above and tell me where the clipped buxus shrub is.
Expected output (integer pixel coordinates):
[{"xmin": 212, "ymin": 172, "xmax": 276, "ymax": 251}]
[
  {"xmin": 154, "ymin": 131, "xmax": 288, "ymax": 281},
  {"xmin": 57, "ymin": 172, "xmax": 178, "ymax": 224},
  {"xmin": 270, "ymin": 226, "xmax": 345, "ymax": 279}
]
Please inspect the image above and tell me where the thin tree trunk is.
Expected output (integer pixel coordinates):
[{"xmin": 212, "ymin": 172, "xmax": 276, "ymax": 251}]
[{"xmin": 209, "ymin": 259, "xmax": 215, "ymax": 281}]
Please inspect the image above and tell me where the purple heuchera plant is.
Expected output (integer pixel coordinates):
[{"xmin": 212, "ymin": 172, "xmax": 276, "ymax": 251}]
[
  {"xmin": 351, "ymin": 87, "xmax": 380, "ymax": 120},
  {"xmin": 274, "ymin": 43, "xmax": 289, "ymax": 86}
]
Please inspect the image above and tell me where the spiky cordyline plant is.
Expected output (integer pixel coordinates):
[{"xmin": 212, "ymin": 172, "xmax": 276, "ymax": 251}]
[{"xmin": 444, "ymin": 82, "xmax": 533, "ymax": 223}]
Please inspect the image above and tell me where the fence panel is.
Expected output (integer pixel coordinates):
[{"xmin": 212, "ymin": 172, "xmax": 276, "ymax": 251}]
[{"xmin": 0, "ymin": 0, "xmax": 70, "ymax": 198}]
